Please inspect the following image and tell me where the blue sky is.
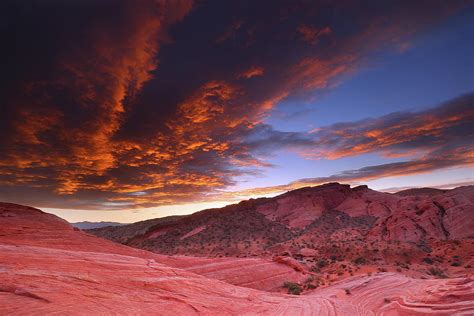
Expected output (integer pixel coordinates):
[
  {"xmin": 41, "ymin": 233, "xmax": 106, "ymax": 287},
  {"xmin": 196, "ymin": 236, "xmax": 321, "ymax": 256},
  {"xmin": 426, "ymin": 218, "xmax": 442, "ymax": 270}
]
[
  {"xmin": 266, "ymin": 7, "xmax": 474, "ymax": 132},
  {"xmin": 249, "ymin": 8, "xmax": 474, "ymax": 193}
]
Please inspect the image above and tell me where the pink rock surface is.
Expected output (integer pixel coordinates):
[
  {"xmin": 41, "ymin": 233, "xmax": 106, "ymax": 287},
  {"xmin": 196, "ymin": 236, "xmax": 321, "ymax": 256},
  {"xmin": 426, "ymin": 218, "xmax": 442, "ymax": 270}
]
[
  {"xmin": 159, "ymin": 255, "xmax": 308, "ymax": 292},
  {"xmin": 365, "ymin": 186, "xmax": 474, "ymax": 242},
  {"xmin": 314, "ymin": 273, "xmax": 474, "ymax": 315},
  {"xmin": 272, "ymin": 255, "xmax": 307, "ymax": 273},
  {"xmin": 298, "ymin": 248, "xmax": 319, "ymax": 257},
  {"xmin": 1, "ymin": 202, "xmax": 473, "ymax": 315},
  {"xmin": 256, "ymin": 183, "xmax": 352, "ymax": 228}
]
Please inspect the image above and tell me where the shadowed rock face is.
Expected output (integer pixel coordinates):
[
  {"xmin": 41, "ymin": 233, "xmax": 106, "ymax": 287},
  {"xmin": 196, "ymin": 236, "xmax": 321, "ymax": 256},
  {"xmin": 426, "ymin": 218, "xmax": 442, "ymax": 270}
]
[
  {"xmin": 0, "ymin": 202, "xmax": 473, "ymax": 314},
  {"xmin": 89, "ymin": 184, "xmax": 474, "ymax": 256}
]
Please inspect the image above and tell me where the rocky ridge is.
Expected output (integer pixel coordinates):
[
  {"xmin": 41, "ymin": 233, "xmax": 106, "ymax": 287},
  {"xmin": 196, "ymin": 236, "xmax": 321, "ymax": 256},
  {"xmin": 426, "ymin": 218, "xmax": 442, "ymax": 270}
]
[{"xmin": 89, "ymin": 183, "xmax": 474, "ymax": 256}]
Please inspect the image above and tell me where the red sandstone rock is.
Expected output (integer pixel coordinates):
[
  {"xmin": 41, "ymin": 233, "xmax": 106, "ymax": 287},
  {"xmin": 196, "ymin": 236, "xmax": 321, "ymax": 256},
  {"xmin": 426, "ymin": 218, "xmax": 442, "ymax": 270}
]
[
  {"xmin": 90, "ymin": 184, "xmax": 474, "ymax": 258},
  {"xmin": 256, "ymin": 183, "xmax": 352, "ymax": 228},
  {"xmin": 272, "ymin": 255, "xmax": 308, "ymax": 272},
  {"xmin": 159, "ymin": 255, "xmax": 307, "ymax": 292},
  {"xmin": 1, "ymin": 202, "xmax": 473, "ymax": 314},
  {"xmin": 298, "ymin": 248, "xmax": 319, "ymax": 257}
]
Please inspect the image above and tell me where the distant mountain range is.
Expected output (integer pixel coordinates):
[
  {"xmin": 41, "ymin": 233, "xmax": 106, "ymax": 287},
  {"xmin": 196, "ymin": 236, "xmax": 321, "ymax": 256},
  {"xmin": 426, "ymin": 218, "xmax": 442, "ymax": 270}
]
[{"xmin": 71, "ymin": 221, "xmax": 127, "ymax": 230}]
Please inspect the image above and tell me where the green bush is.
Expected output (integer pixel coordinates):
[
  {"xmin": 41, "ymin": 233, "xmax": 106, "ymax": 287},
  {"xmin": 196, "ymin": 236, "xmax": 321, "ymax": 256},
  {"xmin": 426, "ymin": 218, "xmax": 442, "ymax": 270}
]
[
  {"xmin": 306, "ymin": 283, "xmax": 317, "ymax": 290},
  {"xmin": 283, "ymin": 282, "xmax": 302, "ymax": 295}
]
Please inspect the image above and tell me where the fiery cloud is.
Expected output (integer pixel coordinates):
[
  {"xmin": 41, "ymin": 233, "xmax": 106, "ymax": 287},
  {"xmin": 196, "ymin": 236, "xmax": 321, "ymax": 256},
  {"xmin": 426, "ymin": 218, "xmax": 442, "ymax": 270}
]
[
  {"xmin": 0, "ymin": 0, "xmax": 470, "ymax": 210},
  {"xmin": 297, "ymin": 25, "xmax": 332, "ymax": 44},
  {"xmin": 239, "ymin": 66, "xmax": 265, "ymax": 79},
  {"xmin": 307, "ymin": 94, "xmax": 474, "ymax": 159}
]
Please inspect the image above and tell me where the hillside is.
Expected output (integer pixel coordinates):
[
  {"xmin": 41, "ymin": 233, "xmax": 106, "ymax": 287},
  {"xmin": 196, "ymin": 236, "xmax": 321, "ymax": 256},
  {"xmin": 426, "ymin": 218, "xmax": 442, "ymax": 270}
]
[
  {"xmin": 71, "ymin": 221, "xmax": 126, "ymax": 230},
  {"xmin": 0, "ymin": 203, "xmax": 474, "ymax": 315},
  {"xmin": 89, "ymin": 183, "xmax": 474, "ymax": 256},
  {"xmin": 1, "ymin": 202, "xmax": 473, "ymax": 314},
  {"xmin": 87, "ymin": 215, "xmax": 184, "ymax": 243},
  {"xmin": 88, "ymin": 183, "xmax": 474, "ymax": 292}
]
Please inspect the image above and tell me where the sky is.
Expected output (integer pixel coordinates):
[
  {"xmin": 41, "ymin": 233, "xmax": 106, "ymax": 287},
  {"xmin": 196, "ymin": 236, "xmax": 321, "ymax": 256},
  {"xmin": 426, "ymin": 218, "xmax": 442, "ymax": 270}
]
[{"xmin": 0, "ymin": 0, "xmax": 473, "ymax": 223}]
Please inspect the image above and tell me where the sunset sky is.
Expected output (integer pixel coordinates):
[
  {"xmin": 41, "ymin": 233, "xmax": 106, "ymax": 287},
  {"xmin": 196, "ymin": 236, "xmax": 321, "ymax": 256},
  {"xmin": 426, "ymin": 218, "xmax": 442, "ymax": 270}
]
[{"xmin": 1, "ymin": 1, "xmax": 473, "ymax": 223}]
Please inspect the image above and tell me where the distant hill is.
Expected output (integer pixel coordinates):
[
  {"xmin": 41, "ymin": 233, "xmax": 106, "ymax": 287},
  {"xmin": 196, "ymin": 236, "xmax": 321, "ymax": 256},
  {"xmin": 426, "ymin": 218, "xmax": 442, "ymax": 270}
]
[
  {"xmin": 86, "ymin": 216, "xmax": 184, "ymax": 243},
  {"xmin": 87, "ymin": 183, "xmax": 474, "ymax": 258},
  {"xmin": 71, "ymin": 221, "xmax": 127, "ymax": 230},
  {"xmin": 394, "ymin": 187, "xmax": 447, "ymax": 196}
]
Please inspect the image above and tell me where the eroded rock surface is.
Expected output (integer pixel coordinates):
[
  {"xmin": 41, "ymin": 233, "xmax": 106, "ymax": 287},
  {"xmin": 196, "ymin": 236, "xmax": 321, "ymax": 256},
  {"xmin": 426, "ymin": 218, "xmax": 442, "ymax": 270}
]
[
  {"xmin": 1, "ymin": 202, "xmax": 473, "ymax": 315},
  {"xmin": 89, "ymin": 184, "xmax": 474, "ymax": 257}
]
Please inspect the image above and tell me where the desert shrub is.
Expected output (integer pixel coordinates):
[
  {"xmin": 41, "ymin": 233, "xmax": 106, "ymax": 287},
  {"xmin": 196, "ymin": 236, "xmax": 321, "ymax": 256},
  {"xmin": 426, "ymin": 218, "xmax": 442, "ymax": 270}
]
[
  {"xmin": 344, "ymin": 288, "xmax": 351, "ymax": 295},
  {"xmin": 422, "ymin": 257, "xmax": 434, "ymax": 264},
  {"xmin": 283, "ymin": 282, "xmax": 302, "ymax": 295},
  {"xmin": 305, "ymin": 276, "xmax": 314, "ymax": 284},
  {"xmin": 317, "ymin": 259, "xmax": 328, "ymax": 268},
  {"xmin": 353, "ymin": 257, "xmax": 366, "ymax": 265},
  {"xmin": 384, "ymin": 298, "xmax": 391, "ymax": 303},
  {"xmin": 306, "ymin": 283, "xmax": 317, "ymax": 290},
  {"xmin": 451, "ymin": 261, "xmax": 462, "ymax": 267},
  {"xmin": 428, "ymin": 267, "xmax": 447, "ymax": 278}
]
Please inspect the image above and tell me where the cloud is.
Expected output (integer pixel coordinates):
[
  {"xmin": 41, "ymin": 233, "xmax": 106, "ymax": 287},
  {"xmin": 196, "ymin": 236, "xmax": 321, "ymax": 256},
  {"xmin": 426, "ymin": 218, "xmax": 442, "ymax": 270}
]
[
  {"xmin": 0, "ymin": 0, "xmax": 470, "ymax": 210},
  {"xmin": 297, "ymin": 25, "xmax": 332, "ymax": 44},
  {"xmin": 0, "ymin": 0, "xmax": 193, "ymax": 194},
  {"xmin": 239, "ymin": 66, "xmax": 265, "ymax": 79},
  {"xmin": 217, "ymin": 94, "xmax": 474, "ymax": 199},
  {"xmin": 218, "ymin": 145, "xmax": 474, "ymax": 200},
  {"xmin": 306, "ymin": 93, "xmax": 474, "ymax": 159}
]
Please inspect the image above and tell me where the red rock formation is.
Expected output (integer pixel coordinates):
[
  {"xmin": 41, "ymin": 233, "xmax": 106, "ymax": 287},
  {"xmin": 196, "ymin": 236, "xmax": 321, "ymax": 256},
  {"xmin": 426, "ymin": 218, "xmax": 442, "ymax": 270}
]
[
  {"xmin": 256, "ymin": 183, "xmax": 352, "ymax": 228},
  {"xmin": 366, "ymin": 186, "xmax": 474, "ymax": 242},
  {"xmin": 89, "ymin": 184, "xmax": 474, "ymax": 258},
  {"xmin": 159, "ymin": 255, "xmax": 308, "ymax": 292},
  {"xmin": 272, "ymin": 255, "xmax": 307, "ymax": 273},
  {"xmin": 1, "ymin": 202, "xmax": 473, "ymax": 314}
]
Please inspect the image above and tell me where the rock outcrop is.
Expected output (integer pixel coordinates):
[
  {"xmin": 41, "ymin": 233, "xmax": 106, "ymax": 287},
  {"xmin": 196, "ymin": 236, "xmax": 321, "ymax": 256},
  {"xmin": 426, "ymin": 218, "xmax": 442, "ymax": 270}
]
[
  {"xmin": 89, "ymin": 184, "xmax": 474, "ymax": 256},
  {"xmin": 1, "ymin": 202, "xmax": 473, "ymax": 315}
]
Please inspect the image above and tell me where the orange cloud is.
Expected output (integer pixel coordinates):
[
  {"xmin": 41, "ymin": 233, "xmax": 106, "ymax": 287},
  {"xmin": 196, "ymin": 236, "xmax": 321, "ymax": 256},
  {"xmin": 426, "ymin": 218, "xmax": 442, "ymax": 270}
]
[
  {"xmin": 0, "ymin": 0, "xmax": 469, "ymax": 211},
  {"xmin": 0, "ymin": 0, "xmax": 193, "ymax": 195},
  {"xmin": 297, "ymin": 25, "xmax": 332, "ymax": 44},
  {"xmin": 239, "ymin": 66, "xmax": 264, "ymax": 79},
  {"xmin": 307, "ymin": 96, "xmax": 474, "ymax": 160}
]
